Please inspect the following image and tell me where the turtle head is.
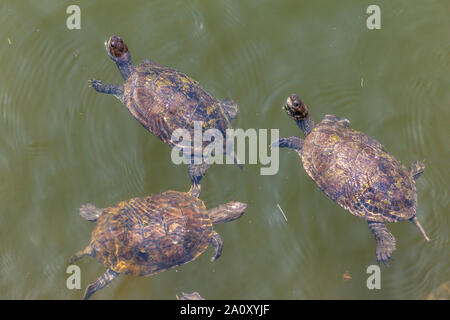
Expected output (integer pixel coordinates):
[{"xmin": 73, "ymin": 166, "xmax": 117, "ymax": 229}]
[
  {"xmin": 105, "ymin": 35, "xmax": 134, "ymax": 80},
  {"xmin": 208, "ymin": 202, "xmax": 247, "ymax": 225},
  {"xmin": 284, "ymin": 94, "xmax": 309, "ymax": 120},
  {"xmin": 283, "ymin": 94, "xmax": 314, "ymax": 136},
  {"xmin": 106, "ymin": 35, "xmax": 129, "ymax": 60}
]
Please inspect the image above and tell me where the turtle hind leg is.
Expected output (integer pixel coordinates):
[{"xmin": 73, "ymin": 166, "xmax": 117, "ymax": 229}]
[
  {"xmin": 410, "ymin": 161, "xmax": 425, "ymax": 180},
  {"xmin": 188, "ymin": 183, "xmax": 201, "ymax": 199},
  {"xmin": 323, "ymin": 114, "xmax": 350, "ymax": 127},
  {"xmin": 188, "ymin": 162, "xmax": 211, "ymax": 198},
  {"xmin": 221, "ymin": 98, "xmax": 239, "ymax": 120},
  {"xmin": 79, "ymin": 203, "xmax": 103, "ymax": 222},
  {"xmin": 83, "ymin": 268, "xmax": 119, "ymax": 300},
  {"xmin": 209, "ymin": 231, "xmax": 223, "ymax": 262},
  {"xmin": 368, "ymin": 221, "xmax": 396, "ymax": 265},
  {"xmin": 271, "ymin": 136, "xmax": 304, "ymax": 152},
  {"xmin": 70, "ymin": 245, "xmax": 94, "ymax": 264}
]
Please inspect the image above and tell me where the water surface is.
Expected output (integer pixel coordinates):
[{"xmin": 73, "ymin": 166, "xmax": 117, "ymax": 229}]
[{"xmin": 0, "ymin": 0, "xmax": 448, "ymax": 299}]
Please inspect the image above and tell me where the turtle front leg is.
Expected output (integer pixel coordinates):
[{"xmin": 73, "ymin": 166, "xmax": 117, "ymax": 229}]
[
  {"xmin": 221, "ymin": 98, "xmax": 239, "ymax": 120},
  {"xmin": 368, "ymin": 221, "xmax": 396, "ymax": 265},
  {"xmin": 88, "ymin": 80, "xmax": 124, "ymax": 103},
  {"xmin": 209, "ymin": 230, "xmax": 223, "ymax": 262},
  {"xmin": 271, "ymin": 136, "xmax": 304, "ymax": 152},
  {"xmin": 70, "ymin": 245, "xmax": 94, "ymax": 264},
  {"xmin": 83, "ymin": 268, "xmax": 119, "ymax": 300},
  {"xmin": 79, "ymin": 203, "xmax": 103, "ymax": 222}
]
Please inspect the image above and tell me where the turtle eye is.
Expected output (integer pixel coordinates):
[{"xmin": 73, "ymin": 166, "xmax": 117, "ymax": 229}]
[{"xmin": 293, "ymin": 102, "xmax": 299, "ymax": 107}]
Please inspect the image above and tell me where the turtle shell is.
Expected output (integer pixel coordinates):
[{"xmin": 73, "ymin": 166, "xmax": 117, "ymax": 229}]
[
  {"xmin": 123, "ymin": 61, "xmax": 231, "ymax": 151},
  {"xmin": 89, "ymin": 191, "xmax": 213, "ymax": 276},
  {"xmin": 301, "ymin": 115, "xmax": 417, "ymax": 223}
]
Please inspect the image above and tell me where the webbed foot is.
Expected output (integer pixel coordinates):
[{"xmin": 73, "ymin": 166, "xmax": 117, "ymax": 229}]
[
  {"xmin": 375, "ymin": 240, "xmax": 396, "ymax": 265},
  {"xmin": 410, "ymin": 161, "xmax": 425, "ymax": 180},
  {"xmin": 88, "ymin": 79, "xmax": 104, "ymax": 91},
  {"xmin": 271, "ymin": 136, "xmax": 304, "ymax": 152},
  {"xmin": 209, "ymin": 231, "xmax": 223, "ymax": 262},
  {"xmin": 70, "ymin": 245, "xmax": 94, "ymax": 264},
  {"xmin": 83, "ymin": 268, "xmax": 119, "ymax": 300},
  {"xmin": 368, "ymin": 221, "xmax": 396, "ymax": 265},
  {"xmin": 221, "ymin": 98, "xmax": 239, "ymax": 120},
  {"xmin": 88, "ymin": 80, "xmax": 124, "ymax": 99},
  {"xmin": 187, "ymin": 162, "xmax": 211, "ymax": 197}
]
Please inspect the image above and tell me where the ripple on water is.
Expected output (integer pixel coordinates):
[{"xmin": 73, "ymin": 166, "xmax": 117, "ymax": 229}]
[
  {"xmin": 405, "ymin": 78, "xmax": 437, "ymax": 155},
  {"xmin": 402, "ymin": 74, "xmax": 449, "ymax": 254},
  {"xmin": 309, "ymin": 78, "xmax": 362, "ymax": 114},
  {"xmin": 223, "ymin": 39, "xmax": 271, "ymax": 104}
]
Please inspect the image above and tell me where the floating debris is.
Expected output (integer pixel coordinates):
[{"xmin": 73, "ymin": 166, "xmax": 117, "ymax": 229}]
[
  {"xmin": 342, "ymin": 271, "xmax": 352, "ymax": 281},
  {"xmin": 360, "ymin": 77, "xmax": 364, "ymax": 88},
  {"xmin": 7, "ymin": 38, "xmax": 12, "ymax": 45},
  {"xmin": 277, "ymin": 203, "xmax": 288, "ymax": 222}
]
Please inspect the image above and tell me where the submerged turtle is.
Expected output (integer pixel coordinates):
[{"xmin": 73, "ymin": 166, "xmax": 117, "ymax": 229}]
[
  {"xmin": 70, "ymin": 191, "xmax": 247, "ymax": 299},
  {"xmin": 427, "ymin": 281, "xmax": 450, "ymax": 300},
  {"xmin": 89, "ymin": 35, "xmax": 241, "ymax": 196},
  {"xmin": 272, "ymin": 94, "xmax": 430, "ymax": 264},
  {"xmin": 177, "ymin": 292, "xmax": 205, "ymax": 300}
]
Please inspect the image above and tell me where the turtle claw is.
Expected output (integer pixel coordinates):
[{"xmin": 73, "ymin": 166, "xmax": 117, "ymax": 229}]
[
  {"xmin": 271, "ymin": 137, "xmax": 304, "ymax": 152},
  {"xmin": 69, "ymin": 254, "xmax": 79, "ymax": 265},
  {"xmin": 209, "ymin": 231, "xmax": 223, "ymax": 262},
  {"xmin": 377, "ymin": 256, "xmax": 393, "ymax": 267},
  {"xmin": 270, "ymin": 139, "xmax": 281, "ymax": 149},
  {"xmin": 270, "ymin": 138, "xmax": 293, "ymax": 149},
  {"xmin": 221, "ymin": 98, "xmax": 238, "ymax": 120},
  {"xmin": 368, "ymin": 221, "xmax": 396, "ymax": 266},
  {"xmin": 375, "ymin": 243, "xmax": 395, "ymax": 266},
  {"xmin": 88, "ymin": 79, "xmax": 104, "ymax": 91},
  {"xmin": 70, "ymin": 245, "xmax": 93, "ymax": 264},
  {"xmin": 83, "ymin": 268, "xmax": 119, "ymax": 300}
]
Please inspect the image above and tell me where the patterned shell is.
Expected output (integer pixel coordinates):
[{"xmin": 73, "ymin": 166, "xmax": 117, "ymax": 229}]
[
  {"xmin": 301, "ymin": 115, "xmax": 417, "ymax": 223},
  {"xmin": 123, "ymin": 61, "xmax": 232, "ymax": 150},
  {"xmin": 89, "ymin": 191, "xmax": 213, "ymax": 276}
]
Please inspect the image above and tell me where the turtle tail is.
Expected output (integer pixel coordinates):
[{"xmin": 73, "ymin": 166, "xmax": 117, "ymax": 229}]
[
  {"xmin": 229, "ymin": 149, "xmax": 244, "ymax": 171},
  {"xmin": 410, "ymin": 216, "xmax": 430, "ymax": 241}
]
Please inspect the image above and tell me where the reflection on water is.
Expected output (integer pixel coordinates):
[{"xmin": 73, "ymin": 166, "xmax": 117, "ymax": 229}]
[{"xmin": 0, "ymin": 0, "xmax": 448, "ymax": 299}]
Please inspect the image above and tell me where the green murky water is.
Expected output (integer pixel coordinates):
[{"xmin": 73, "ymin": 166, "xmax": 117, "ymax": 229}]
[{"xmin": 0, "ymin": 0, "xmax": 448, "ymax": 299}]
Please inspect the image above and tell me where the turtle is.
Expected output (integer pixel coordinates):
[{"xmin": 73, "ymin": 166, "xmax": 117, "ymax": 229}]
[
  {"xmin": 70, "ymin": 191, "xmax": 247, "ymax": 299},
  {"xmin": 272, "ymin": 94, "xmax": 430, "ymax": 264},
  {"xmin": 176, "ymin": 292, "xmax": 205, "ymax": 300},
  {"xmin": 89, "ymin": 35, "xmax": 242, "ymax": 197},
  {"xmin": 426, "ymin": 281, "xmax": 450, "ymax": 300}
]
